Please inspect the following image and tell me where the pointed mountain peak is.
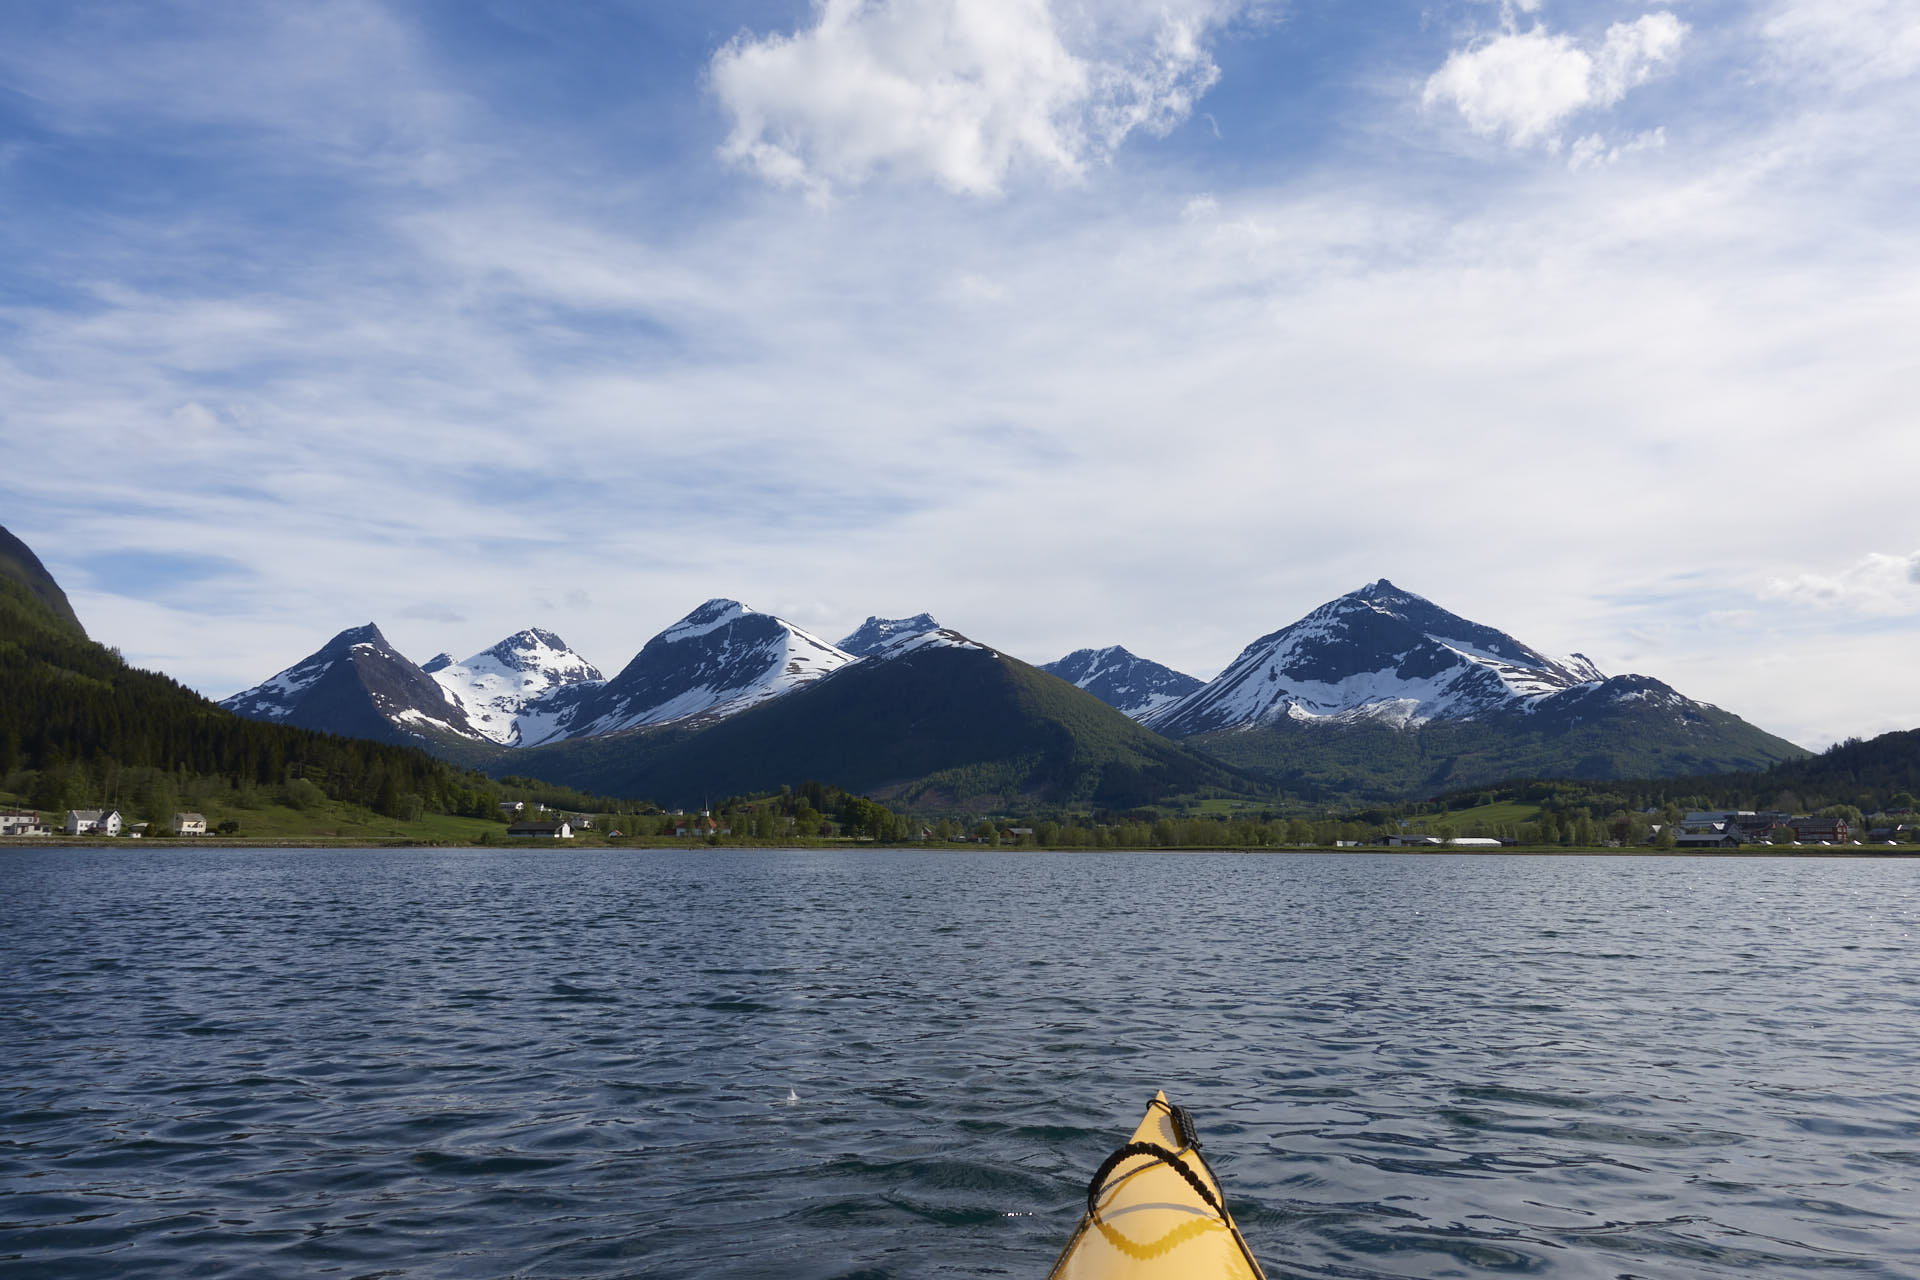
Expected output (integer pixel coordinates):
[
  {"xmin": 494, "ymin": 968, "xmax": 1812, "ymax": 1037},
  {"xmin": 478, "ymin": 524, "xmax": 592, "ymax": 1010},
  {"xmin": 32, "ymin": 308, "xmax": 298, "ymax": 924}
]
[
  {"xmin": 548, "ymin": 600, "xmax": 854, "ymax": 738},
  {"xmin": 422, "ymin": 652, "xmax": 456, "ymax": 674},
  {"xmin": 1344, "ymin": 578, "xmax": 1429, "ymax": 611},
  {"xmin": 222, "ymin": 622, "xmax": 476, "ymax": 744},
  {"xmin": 838, "ymin": 613, "xmax": 940, "ymax": 657},
  {"xmin": 326, "ymin": 623, "xmax": 390, "ymax": 651},
  {"xmin": 662, "ymin": 598, "xmax": 750, "ymax": 641},
  {"xmin": 483, "ymin": 627, "xmax": 579, "ymax": 663},
  {"xmin": 426, "ymin": 627, "xmax": 605, "ymax": 746}
]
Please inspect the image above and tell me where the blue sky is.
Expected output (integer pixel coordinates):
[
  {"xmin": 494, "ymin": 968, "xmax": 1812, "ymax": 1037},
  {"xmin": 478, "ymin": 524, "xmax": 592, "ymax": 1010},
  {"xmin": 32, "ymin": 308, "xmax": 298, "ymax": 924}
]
[{"xmin": 4, "ymin": 0, "xmax": 1917, "ymax": 749}]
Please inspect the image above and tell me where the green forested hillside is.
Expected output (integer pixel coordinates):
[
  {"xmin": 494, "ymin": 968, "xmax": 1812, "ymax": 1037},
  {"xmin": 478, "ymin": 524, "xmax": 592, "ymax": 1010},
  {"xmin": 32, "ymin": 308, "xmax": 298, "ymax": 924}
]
[
  {"xmin": 512, "ymin": 645, "xmax": 1256, "ymax": 811},
  {"xmin": 0, "ymin": 526, "xmax": 86, "ymax": 637},
  {"xmin": 1450, "ymin": 728, "xmax": 1918, "ymax": 817},
  {"xmin": 1187, "ymin": 699, "xmax": 1806, "ymax": 804},
  {"xmin": 1751, "ymin": 729, "xmax": 1920, "ymax": 806},
  {"xmin": 0, "ymin": 573, "xmax": 501, "ymax": 821}
]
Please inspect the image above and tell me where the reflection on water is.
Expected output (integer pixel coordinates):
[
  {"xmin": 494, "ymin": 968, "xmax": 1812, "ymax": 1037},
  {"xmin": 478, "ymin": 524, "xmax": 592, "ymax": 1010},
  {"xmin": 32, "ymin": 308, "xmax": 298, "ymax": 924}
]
[{"xmin": 1, "ymin": 848, "xmax": 1915, "ymax": 1278}]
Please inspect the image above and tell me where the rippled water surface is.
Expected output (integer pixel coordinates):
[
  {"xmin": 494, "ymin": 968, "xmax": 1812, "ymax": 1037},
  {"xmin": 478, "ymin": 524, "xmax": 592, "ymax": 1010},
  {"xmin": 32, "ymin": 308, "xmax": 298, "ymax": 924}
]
[{"xmin": 3, "ymin": 848, "xmax": 1917, "ymax": 1278}]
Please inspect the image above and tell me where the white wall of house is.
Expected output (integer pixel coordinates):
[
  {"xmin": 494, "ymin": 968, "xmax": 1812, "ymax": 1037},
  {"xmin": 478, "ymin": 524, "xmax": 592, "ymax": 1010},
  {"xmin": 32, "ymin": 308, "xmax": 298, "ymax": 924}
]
[{"xmin": 64, "ymin": 810, "xmax": 124, "ymax": 836}]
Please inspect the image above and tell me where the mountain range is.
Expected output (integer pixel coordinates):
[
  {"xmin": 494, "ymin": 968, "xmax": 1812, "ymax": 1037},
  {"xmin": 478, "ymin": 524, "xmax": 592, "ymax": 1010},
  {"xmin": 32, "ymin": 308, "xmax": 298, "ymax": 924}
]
[{"xmin": 216, "ymin": 580, "xmax": 1807, "ymax": 806}]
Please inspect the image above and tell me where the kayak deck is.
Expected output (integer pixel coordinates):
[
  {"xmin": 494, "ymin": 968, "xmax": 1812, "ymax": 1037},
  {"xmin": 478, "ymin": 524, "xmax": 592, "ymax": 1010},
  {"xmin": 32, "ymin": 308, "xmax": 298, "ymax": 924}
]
[{"xmin": 1046, "ymin": 1092, "xmax": 1265, "ymax": 1280}]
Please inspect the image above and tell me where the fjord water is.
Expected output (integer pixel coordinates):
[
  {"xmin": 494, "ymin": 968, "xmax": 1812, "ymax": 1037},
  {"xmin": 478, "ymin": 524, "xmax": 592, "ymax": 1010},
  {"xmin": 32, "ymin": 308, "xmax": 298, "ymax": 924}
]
[{"xmin": 2, "ymin": 850, "xmax": 1915, "ymax": 1279}]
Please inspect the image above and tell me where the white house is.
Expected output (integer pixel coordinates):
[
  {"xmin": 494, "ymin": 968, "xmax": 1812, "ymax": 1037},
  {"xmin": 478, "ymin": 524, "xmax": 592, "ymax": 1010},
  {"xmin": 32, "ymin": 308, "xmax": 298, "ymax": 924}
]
[
  {"xmin": 1, "ymin": 810, "xmax": 50, "ymax": 836},
  {"xmin": 172, "ymin": 812, "xmax": 207, "ymax": 836},
  {"xmin": 65, "ymin": 809, "xmax": 124, "ymax": 837}
]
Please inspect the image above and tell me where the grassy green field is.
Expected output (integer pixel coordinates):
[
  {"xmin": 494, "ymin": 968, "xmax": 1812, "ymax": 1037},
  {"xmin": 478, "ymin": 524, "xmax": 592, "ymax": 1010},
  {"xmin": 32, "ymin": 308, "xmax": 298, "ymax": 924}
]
[
  {"xmin": 1422, "ymin": 799, "xmax": 1544, "ymax": 830},
  {"xmin": 1187, "ymin": 796, "xmax": 1279, "ymax": 818}
]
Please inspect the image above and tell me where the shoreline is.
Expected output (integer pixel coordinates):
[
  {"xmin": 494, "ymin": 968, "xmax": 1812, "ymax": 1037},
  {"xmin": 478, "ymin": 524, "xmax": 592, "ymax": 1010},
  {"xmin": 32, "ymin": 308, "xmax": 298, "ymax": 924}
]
[{"xmin": 2, "ymin": 838, "xmax": 1914, "ymax": 858}]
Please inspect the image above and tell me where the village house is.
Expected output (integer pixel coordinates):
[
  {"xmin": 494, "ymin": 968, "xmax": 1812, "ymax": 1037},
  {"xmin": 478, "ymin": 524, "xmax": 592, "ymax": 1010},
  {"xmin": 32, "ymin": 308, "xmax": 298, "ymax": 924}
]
[
  {"xmin": 1684, "ymin": 811, "xmax": 1794, "ymax": 842},
  {"xmin": 65, "ymin": 810, "xmax": 124, "ymax": 837},
  {"xmin": 1790, "ymin": 817, "xmax": 1851, "ymax": 844},
  {"xmin": 506, "ymin": 819, "xmax": 573, "ymax": 839},
  {"xmin": 0, "ymin": 809, "xmax": 51, "ymax": 836},
  {"xmin": 172, "ymin": 812, "xmax": 207, "ymax": 836}
]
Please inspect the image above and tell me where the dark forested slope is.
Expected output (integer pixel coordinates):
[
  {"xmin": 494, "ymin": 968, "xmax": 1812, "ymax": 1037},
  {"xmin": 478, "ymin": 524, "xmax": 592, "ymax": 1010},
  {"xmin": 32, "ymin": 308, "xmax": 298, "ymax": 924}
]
[{"xmin": 0, "ymin": 564, "xmax": 498, "ymax": 817}]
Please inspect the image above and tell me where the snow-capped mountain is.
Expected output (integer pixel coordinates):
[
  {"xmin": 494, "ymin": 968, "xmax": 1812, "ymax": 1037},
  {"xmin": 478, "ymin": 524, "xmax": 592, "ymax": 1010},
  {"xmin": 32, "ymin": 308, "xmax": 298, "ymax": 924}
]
[
  {"xmin": 544, "ymin": 599, "xmax": 856, "ymax": 738},
  {"xmin": 220, "ymin": 623, "xmax": 480, "ymax": 744},
  {"xmin": 1145, "ymin": 580, "xmax": 1612, "ymax": 736},
  {"xmin": 861, "ymin": 624, "xmax": 992, "ymax": 661},
  {"xmin": 509, "ymin": 616, "xmax": 1239, "ymax": 811},
  {"xmin": 838, "ymin": 613, "xmax": 940, "ymax": 657},
  {"xmin": 1041, "ymin": 646, "xmax": 1203, "ymax": 720},
  {"xmin": 427, "ymin": 628, "xmax": 605, "ymax": 747}
]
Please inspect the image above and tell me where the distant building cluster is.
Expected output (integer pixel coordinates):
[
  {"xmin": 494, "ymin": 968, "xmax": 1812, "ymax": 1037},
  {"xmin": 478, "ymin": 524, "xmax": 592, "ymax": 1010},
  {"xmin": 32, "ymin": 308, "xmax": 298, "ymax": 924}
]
[
  {"xmin": 1668, "ymin": 810, "xmax": 1911, "ymax": 848},
  {"xmin": 0, "ymin": 810, "xmax": 213, "ymax": 839}
]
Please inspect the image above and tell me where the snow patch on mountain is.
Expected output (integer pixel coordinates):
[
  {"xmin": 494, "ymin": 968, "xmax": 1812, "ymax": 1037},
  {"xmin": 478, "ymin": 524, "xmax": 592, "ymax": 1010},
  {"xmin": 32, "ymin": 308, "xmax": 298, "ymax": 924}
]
[
  {"xmin": 429, "ymin": 628, "xmax": 605, "ymax": 746},
  {"xmin": 838, "ymin": 614, "xmax": 940, "ymax": 657},
  {"xmin": 660, "ymin": 599, "xmax": 751, "ymax": 643},
  {"xmin": 864, "ymin": 626, "xmax": 989, "ymax": 660},
  {"xmin": 1041, "ymin": 645, "xmax": 1203, "ymax": 720},
  {"xmin": 554, "ymin": 599, "xmax": 857, "ymax": 737}
]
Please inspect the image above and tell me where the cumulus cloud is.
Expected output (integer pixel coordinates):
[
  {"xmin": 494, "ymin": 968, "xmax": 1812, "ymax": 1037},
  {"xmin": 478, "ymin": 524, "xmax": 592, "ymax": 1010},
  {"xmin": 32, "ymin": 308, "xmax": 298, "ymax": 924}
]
[
  {"xmin": 1424, "ymin": 11, "xmax": 1687, "ymax": 148},
  {"xmin": 710, "ymin": 0, "xmax": 1234, "ymax": 198},
  {"xmin": 1765, "ymin": 551, "xmax": 1920, "ymax": 615}
]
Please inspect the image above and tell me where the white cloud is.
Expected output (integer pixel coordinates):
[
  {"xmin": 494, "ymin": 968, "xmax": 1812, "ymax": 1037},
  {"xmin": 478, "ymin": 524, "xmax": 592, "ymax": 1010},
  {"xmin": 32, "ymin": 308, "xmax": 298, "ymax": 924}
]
[
  {"xmin": 8, "ymin": 0, "xmax": 1920, "ymax": 753},
  {"xmin": 1764, "ymin": 0, "xmax": 1920, "ymax": 89},
  {"xmin": 1594, "ymin": 13, "xmax": 1688, "ymax": 103},
  {"xmin": 1424, "ymin": 12, "xmax": 1687, "ymax": 148},
  {"xmin": 1764, "ymin": 552, "xmax": 1920, "ymax": 615},
  {"xmin": 1567, "ymin": 125, "xmax": 1666, "ymax": 170},
  {"xmin": 710, "ymin": 0, "xmax": 1236, "ymax": 198},
  {"xmin": 0, "ymin": 1, "xmax": 469, "ymax": 184}
]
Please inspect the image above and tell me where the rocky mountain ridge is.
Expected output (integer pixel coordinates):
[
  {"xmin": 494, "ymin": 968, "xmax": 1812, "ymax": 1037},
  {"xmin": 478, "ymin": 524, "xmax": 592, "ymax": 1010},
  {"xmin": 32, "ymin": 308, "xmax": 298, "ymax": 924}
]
[
  {"xmin": 1041, "ymin": 646, "xmax": 1204, "ymax": 720},
  {"xmin": 217, "ymin": 579, "xmax": 1808, "ymax": 802}
]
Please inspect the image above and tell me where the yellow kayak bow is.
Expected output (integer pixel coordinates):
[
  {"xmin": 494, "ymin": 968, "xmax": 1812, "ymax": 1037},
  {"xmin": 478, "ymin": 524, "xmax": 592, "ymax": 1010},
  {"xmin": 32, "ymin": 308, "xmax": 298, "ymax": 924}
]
[{"xmin": 1046, "ymin": 1092, "xmax": 1266, "ymax": 1280}]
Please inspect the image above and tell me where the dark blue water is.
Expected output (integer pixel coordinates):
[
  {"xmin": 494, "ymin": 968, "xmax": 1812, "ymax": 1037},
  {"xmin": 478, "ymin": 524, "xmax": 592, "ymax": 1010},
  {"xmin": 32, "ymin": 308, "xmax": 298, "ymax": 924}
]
[{"xmin": 2, "ymin": 849, "xmax": 1916, "ymax": 1278}]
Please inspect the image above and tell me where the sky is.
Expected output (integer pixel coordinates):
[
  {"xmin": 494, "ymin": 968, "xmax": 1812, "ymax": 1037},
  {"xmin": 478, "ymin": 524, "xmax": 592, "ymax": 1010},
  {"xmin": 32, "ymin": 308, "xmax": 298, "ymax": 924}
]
[{"xmin": 2, "ymin": 0, "xmax": 1917, "ymax": 751}]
